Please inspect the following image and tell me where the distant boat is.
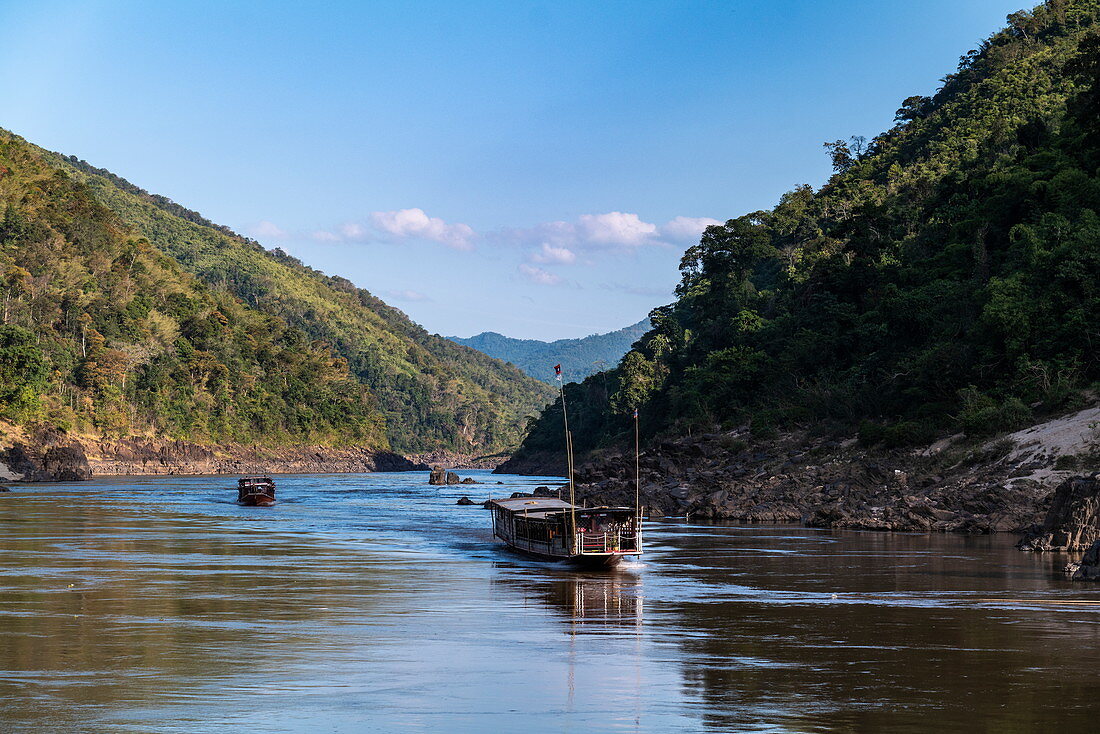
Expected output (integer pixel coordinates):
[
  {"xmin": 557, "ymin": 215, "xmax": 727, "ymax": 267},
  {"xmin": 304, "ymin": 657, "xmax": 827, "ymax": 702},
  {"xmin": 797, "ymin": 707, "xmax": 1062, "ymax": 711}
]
[
  {"xmin": 237, "ymin": 476, "xmax": 276, "ymax": 506},
  {"xmin": 490, "ymin": 497, "xmax": 641, "ymax": 568},
  {"xmin": 490, "ymin": 363, "xmax": 643, "ymax": 568}
]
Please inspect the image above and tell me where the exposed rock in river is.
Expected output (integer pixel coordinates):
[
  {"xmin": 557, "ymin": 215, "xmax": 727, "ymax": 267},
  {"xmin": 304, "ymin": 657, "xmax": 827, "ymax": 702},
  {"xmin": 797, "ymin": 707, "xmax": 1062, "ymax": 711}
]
[
  {"xmin": 1065, "ymin": 539, "xmax": 1100, "ymax": 581},
  {"xmin": 1017, "ymin": 475, "xmax": 1100, "ymax": 551},
  {"xmin": 428, "ymin": 469, "xmax": 480, "ymax": 486},
  {"xmin": 429, "ymin": 469, "xmax": 463, "ymax": 485}
]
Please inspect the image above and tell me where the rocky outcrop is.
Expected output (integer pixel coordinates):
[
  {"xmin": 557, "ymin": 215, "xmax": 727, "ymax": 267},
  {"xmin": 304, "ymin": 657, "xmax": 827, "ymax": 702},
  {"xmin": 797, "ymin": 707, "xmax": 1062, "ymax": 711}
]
[
  {"xmin": 501, "ymin": 403, "xmax": 1100, "ymax": 535},
  {"xmin": 1065, "ymin": 539, "xmax": 1100, "ymax": 581},
  {"xmin": 1017, "ymin": 475, "xmax": 1100, "ymax": 551},
  {"xmin": 456, "ymin": 496, "xmax": 475, "ymax": 505},
  {"xmin": 40, "ymin": 446, "xmax": 92, "ymax": 481},
  {"xmin": 563, "ymin": 423, "xmax": 1081, "ymax": 532},
  {"xmin": 0, "ymin": 426, "xmax": 92, "ymax": 482}
]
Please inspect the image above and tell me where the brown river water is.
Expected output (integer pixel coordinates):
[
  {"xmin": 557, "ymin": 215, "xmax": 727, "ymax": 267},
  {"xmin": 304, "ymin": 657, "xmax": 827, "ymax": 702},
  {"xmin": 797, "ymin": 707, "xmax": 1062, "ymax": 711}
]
[{"xmin": 0, "ymin": 471, "xmax": 1097, "ymax": 732}]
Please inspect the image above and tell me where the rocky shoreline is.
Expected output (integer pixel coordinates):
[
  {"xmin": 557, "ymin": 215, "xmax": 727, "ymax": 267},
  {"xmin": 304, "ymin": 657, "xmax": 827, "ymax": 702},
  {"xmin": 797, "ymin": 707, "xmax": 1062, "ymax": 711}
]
[
  {"xmin": 502, "ymin": 404, "xmax": 1100, "ymax": 538},
  {"xmin": 0, "ymin": 424, "xmax": 428, "ymax": 482}
]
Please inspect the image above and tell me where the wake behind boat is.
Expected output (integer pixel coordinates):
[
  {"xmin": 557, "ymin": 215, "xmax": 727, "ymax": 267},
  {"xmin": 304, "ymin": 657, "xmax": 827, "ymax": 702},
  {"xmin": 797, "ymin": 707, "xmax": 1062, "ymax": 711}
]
[{"xmin": 490, "ymin": 496, "xmax": 641, "ymax": 568}]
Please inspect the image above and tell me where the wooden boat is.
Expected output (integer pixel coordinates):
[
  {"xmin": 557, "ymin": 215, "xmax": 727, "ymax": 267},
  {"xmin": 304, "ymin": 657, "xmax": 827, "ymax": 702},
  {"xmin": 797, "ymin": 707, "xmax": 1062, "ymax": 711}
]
[
  {"xmin": 237, "ymin": 476, "xmax": 276, "ymax": 506},
  {"xmin": 490, "ymin": 497, "xmax": 641, "ymax": 568},
  {"xmin": 490, "ymin": 363, "xmax": 643, "ymax": 568}
]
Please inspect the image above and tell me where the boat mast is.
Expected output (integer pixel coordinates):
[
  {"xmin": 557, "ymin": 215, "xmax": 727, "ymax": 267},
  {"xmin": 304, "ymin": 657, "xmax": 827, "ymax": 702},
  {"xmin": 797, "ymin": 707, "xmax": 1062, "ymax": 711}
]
[
  {"xmin": 555, "ymin": 364, "xmax": 577, "ymax": 550},
  {"xmin": 634, "ymin": 406, "xmax": 640, "ymax": 530}
]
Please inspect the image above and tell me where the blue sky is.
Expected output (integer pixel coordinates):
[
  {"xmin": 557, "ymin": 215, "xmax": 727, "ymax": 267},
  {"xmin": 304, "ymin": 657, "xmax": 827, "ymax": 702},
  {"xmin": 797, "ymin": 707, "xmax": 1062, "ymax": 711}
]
[{"xmin": 1, "ymin": 0, "xmax": 1029, "ymax": 339}]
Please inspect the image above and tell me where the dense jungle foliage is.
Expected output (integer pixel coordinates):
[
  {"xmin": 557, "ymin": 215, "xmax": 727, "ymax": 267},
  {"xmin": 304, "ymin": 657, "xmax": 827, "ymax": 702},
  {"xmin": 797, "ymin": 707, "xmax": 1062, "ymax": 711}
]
[
  {"xmin": 0, "ymin": 130, "xmax": 552, "ymax": 452},
  {"xmin": 50, "ymin": 148, "xmax": 554, "ymax": 454},
  {"xmin": 449, "ymin": 320, "xmax": 649, "ymax": 384},
  {"xmin": 0, "ymin": 131, "xmax": 385, "ymax": 445},
  {"xmin": 512, "ymin": 0, "xmax": 1100, "ymax": 464}
]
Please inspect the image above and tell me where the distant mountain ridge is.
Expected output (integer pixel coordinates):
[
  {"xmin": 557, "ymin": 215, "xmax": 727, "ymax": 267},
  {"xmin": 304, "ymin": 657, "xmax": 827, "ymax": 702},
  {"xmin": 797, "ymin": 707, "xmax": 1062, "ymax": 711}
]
[{"xmin": 449, "ymin": 320, "xmax": 649, "ymax": 383}]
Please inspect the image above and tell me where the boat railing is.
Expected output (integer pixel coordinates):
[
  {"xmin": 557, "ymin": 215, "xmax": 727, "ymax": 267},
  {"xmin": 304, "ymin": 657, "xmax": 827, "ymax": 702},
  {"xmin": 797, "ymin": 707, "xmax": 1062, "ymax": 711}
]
[{"xmin": 575, "ymin": 530, "xmax": 641, "ymax": 554}]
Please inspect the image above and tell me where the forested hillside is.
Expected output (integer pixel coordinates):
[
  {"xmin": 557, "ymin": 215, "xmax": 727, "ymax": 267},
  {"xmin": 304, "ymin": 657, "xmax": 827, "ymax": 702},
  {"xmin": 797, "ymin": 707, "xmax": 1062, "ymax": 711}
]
[
  {"xmin": 449, "ymin": 320, "xmax": 648, "ymax": 383},
  {"xmin": 508, "ymin": 0, "xmax": 1100, "ymax": 468},
  {"xmin": 0, "ymin": 129, "xmax": 553, "ymax": 454}
]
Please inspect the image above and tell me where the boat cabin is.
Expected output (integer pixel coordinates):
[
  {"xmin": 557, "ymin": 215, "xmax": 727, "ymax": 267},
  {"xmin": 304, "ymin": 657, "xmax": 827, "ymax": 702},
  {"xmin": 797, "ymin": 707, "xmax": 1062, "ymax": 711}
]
[
  {"xmin": 237, "ymin": 476, "xmax": 276, "ymax": 506},
  {"xmin": 489, "ymin": 496, "xmax": 641, "ymax": 565}
]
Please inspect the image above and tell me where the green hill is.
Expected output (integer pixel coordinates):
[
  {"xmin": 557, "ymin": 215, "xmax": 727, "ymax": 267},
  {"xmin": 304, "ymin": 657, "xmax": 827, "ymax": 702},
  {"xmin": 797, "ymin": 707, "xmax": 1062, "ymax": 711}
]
[
  {"xmin": 0, "ymin": 128, "xmax": 553, "ymax": 454},
  {"xmin": 448, "ymin": 320, "xmax": 649, "ymax": 384},
  {"xmin": 505, "ymin": 0, "xmax": 1100, "ymax": 470}
]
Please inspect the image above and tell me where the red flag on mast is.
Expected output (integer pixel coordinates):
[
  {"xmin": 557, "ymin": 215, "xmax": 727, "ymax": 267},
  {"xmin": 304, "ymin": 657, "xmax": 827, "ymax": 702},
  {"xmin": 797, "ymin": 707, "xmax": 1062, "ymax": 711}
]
[{"xmin": 554, "ymin": 364, "xmax": 562, "ymax": 378}]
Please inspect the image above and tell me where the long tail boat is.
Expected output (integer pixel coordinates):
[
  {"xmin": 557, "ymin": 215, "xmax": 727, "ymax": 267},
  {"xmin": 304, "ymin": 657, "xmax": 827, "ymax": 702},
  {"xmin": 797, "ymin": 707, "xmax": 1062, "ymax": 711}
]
[
  {"xmin": 490, "ymin": 497, "xmax": 641, "ymax": 568},
  {"xmin": 237, "ymin": 476, "xmax": 276, "ymax": 506},
  {"xmin": 491, "ymin": 364, "xmax": 643, "ymax": 568}
]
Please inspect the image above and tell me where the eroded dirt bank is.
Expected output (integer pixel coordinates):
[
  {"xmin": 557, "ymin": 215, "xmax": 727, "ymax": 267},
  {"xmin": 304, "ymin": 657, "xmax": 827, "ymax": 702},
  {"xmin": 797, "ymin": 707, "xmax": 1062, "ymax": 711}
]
[{"xmin": 0, "ymin": 423, "xmax": 427, "ymax": 481}]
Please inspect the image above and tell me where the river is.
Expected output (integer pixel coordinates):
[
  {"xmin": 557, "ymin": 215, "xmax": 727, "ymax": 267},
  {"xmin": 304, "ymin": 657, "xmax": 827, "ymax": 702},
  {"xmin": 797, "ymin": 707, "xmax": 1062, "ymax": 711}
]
[{"xmin": 0, "ymin": 471, "xmax": 1097, "ymax": 732}]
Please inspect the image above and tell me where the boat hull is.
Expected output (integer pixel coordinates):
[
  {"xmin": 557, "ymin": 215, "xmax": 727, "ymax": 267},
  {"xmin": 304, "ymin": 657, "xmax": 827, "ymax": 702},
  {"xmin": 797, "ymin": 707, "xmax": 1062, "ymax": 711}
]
[
  {"xmin": 568, "ymin": 552, "xmax": 628, "ymax": 569},
  {"xmin": 238, "ymin": 495, "xmax": 275, "ymax": 507},
  {"xmin": 497, "ymin": 539, "xmax": 635, "ymax": 568}
]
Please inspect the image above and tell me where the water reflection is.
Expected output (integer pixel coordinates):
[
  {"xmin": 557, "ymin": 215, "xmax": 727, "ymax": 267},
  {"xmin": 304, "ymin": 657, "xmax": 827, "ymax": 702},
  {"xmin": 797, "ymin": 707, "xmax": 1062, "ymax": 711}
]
[
  {"xmin": 644, "ymin": 523, "xmax": 1100, "ymax": 732},
  {"xmin": 0, "ymin": 485, "xmax": 424, "ymax": 732},
  {"xmin": 495, "ymin": 569, "xmax": 644, "ymax": 630},
  {"xmin": 2, "ymin": 477, "xmax": 1100, "ymax": 733}
]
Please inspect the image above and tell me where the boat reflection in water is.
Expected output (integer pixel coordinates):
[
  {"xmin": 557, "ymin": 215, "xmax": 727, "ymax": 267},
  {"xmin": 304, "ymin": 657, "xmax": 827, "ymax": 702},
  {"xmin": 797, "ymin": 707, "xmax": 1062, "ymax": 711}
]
[
  {"xmin": 547, "ymin": 574, "xmax": 644, "ymax": 627},
  {"xmin": 497, "ymin": 569, "xmax": 644, "ymax": 630}
]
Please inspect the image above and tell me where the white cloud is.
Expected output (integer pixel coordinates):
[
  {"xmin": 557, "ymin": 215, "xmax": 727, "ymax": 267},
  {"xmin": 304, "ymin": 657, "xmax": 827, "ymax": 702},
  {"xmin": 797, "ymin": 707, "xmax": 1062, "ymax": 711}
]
[
  {"xmin": 518, "ymin": 263, "xmax": 562, "ymax": 286},
  {"xmin": 340, "ymin": 222, "xmax": 368, "ymax": 240},
  {"xmin": 259, "ymin": 209, "xmax": 716, "ymax": 259},
  {"xmin": 500, "ymin": 211, "xmax": 669, "ymax": 254},
  {"xmin": 577, "ymin": 211, "xmax": 658, "ymax": 247},
  {"xmin": 250, "ymin": 220, "xmax": 288, "ymax": 239},
  {"xmin": 369, "ymin": 208, "xmax": 476, "ymax": 251},
  {"xmin": 661, "ymin": 216, "xmax": 722, "ymax": 241},
  {"xmin": 530, "ymin": 243, "xmax": 576, "ymax": 265}
]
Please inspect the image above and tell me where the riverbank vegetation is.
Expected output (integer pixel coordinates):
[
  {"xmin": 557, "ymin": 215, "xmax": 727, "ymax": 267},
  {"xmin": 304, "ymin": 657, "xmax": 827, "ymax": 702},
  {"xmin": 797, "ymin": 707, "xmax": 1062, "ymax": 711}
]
[
  {"xmin": 510, "ymin": 0, "xmax": 1100, "ymax": 467},
  {"xmin": 0, "ymin": 130, "xmax": 552, "ymax": 452}
]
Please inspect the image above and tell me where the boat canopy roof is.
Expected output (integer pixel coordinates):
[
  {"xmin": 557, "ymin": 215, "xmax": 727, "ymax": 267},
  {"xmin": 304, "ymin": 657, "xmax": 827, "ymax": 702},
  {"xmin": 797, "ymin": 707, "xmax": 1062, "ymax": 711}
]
[
  {"xmin": 491, "ymin": 497, "xmax": 573, "ymax": 514},
  {"xmin": 490, "ymin": 497, "xmax": 635, "ymax": 519}
]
